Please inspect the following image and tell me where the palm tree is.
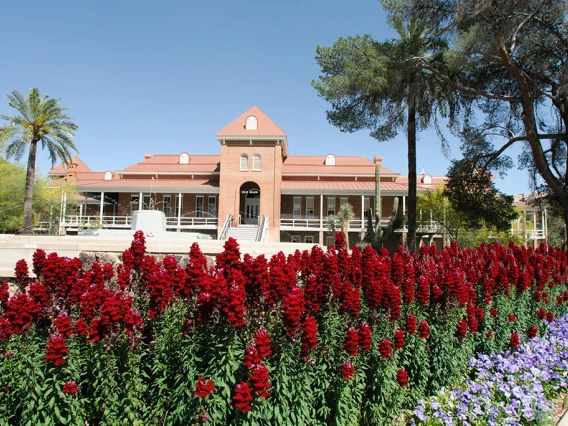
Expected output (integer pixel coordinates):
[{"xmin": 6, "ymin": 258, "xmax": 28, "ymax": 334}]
[{"xmin": 0, "ymin": 88, "xmax": 78, "ymax": 234}]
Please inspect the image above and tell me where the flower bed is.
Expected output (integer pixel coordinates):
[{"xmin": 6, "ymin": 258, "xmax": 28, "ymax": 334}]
[
  {"xmin": 412, "ymin": 314, "xmax": 568, "ymax": 425},
  {"xmin": 0, "ymin": 232, "xmax": 567, "ymax": 425}
]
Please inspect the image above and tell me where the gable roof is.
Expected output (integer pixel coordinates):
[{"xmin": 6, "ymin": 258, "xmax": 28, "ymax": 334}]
[
  {"xmin": 215, "ymin": 106, "xmax": 286, "ymax": 138},
  {"xmin": 48, "ymin": 156, "xmax": 92, "ymax": 176}
]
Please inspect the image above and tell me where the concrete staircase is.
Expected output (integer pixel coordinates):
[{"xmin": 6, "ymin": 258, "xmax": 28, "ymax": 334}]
[{"xmin": 226, "ymin": 226, "xmax": 259, "ymax": 242}]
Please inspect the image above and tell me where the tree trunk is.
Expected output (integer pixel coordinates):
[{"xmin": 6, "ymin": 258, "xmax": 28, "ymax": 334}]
[
  {"xmin": 407, "ymin": 98, "xmax": 417, "ymax": 252},
  {"xmin": 22, "ymin": 139, "xmax": 38, "ymax": 234}
]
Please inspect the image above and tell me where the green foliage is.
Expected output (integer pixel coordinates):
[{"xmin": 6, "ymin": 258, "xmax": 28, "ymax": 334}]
[
  {"xmin": 444, "ymin": 159, "xmax": 519, "ymax": 232},
  {"xmin": 0, "ymin": 158, "xmax": 71, "ymax": 233},
  {"xmin": 417, "ymin": 186, "xmax": 523, "ymax": 248}
]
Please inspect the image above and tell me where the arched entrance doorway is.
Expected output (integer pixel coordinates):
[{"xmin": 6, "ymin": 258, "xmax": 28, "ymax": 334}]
[{"xmin": 240, "ymin": 182, "xmax": 260, "ymax": 225}]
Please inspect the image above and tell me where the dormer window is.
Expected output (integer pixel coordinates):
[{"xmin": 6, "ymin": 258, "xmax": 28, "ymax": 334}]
[
  {"xmin": 325, "ymin": 154, "xmax": 336, "ymax": 166},
  {"xmin": 179, "ymin": 153, "xmax": 190, "ymax": 164},
  {"xmin": 246, "ymin": 116, "xmax": 258, "ymax": 130},
  {"xmin": 253, "ymin": 154, "xmax": 261, "ymax": 170},
  {"xmin": 422, "ymin": 174, "xmax": 432, "ymax": 185},
  {"xmin": 240, "ymin": 154, "xmax": 249, "ymax": 170},
  {"xmin": 104, "ymin": 171, "xmax": 112, "ymax": 181}
]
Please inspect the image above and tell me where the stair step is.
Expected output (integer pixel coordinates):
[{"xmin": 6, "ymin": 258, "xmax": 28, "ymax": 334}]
[{"xmin": 226, "ymin": 227, "xmax": 259, "ymax": 241}]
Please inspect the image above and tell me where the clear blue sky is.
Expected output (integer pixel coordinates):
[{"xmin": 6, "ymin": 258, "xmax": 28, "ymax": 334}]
[{"xmin": 0, "ymin": 0, "xmax": 531, "ymax": 195}]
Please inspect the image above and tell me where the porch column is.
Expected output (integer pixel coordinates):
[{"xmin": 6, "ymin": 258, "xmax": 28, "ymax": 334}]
[
  {"xmin": 544, "ymin": 207, "xmax": 548, "ymax": 242},
  {"xmin": 138, "ymin": 192, "xmax": 143, "ymax": 210},
  {"xmin": 99, "ymin": 191, "xmax": 105, "ymax": 222},
  {"xmin": 177, "ymin": 192, "xmax": 182, "ymax": 227},
  {"xmin": 320, "ymin": 194, "xmax": 324, "ymax": 229},
  {"xmin": 360, "ymin": 195, "xmax": 364, "ymax": 228},
  {"xmin": 402, "ymin": 196, "xmax": 406, "ymax": 216}
]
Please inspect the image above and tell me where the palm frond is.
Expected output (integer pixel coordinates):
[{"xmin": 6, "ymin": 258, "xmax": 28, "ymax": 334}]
[{"xmin": 5, "ymin": 138, "xmax": 27, "ymax": 161}]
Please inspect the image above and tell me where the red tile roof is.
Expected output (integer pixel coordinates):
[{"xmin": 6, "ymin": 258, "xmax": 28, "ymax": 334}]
[
  {"xmin": 48, "ymin": 156, "xmax": 92, "ymax": 175},
  {"xmin": 281, "ymin": 180, "xmax": 438, "ymax": 192},
  {"xmin": 63, "ymin": 177, "xmax": 219, "ymax": 191},
  {"xmin": 120, "ymin": 154, "xmax": 220, "ymax": 174},
  {"xmin": 282, "ymin": 156, "xmax": 396, "ymax": 175},
  {"xmin": 216, "ymin": 106, "xmax": 286, "ymax": 137}
]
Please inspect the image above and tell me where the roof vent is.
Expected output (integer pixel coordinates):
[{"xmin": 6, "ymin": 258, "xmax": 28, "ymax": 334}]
[
  {"xmin": 104, "ymin": 171, "xmax": 113, "ymax": 181},
  {"xmin": 420, "ymin": 168, "xmax": 426, "ymax": 176},
  {"xmin": 325, "ymin": 154, "xmax": 336, "ymax": 166},
  {"xmin": 246, "ymin": 116, "xmax": 258, "ymax": 130},
  {"xmin": 179, "ymin": 152, "xmax": 190, "ymax": 165},
  {"xmin": 144, "ymin": 153, "xmax": 153, "ymax": 159}
]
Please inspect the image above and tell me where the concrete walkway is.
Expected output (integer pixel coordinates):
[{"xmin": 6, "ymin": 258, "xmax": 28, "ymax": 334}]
[{"xmin": 0, "ymin": 234, "xmax": 317, "ymax": 279}]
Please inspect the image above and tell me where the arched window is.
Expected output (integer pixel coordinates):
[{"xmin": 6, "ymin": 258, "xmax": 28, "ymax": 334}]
[
  {"xmin": 325, "ymin": 154, "xmax": 336, "ymax": 166},
  {"xmin": 104, "ymin": 171, "xmax": 112, "ymax": 181},
  {"xmin": 240, "ymin": 154, "xmax": 249, "ymax": 170},
  {"xmin": 246, "ymin": 116, "xmax": 258, "ymax": 130},
  {"xmin": 253, "ymin": 154, "xmax": 261, "ymax": 170},
  {"xmin": 179, "ymin": 153, "xmax": 190, "ymax": 164},
  {"xmin": 422, "ymin": 175, "xmax": 432, "ymax": 185}
]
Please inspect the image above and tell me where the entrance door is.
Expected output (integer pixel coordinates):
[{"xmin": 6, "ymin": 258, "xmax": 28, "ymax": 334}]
[
  {"xmin": 244, "ymin": 197, "xmax": 260, "ymax": 224},
  {"xmin": 240, "ymin": 182, "xmax": 261, "ymax": 225}
]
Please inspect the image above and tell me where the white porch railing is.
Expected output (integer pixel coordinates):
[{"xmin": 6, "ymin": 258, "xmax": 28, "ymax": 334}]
[
  {"xmin": 511, "ymin": 229, "xmax": 546, "ymax": 239},
  {"xmin": 63, "ymin": 215, "xmax": 218, "ymax": 230},
  {"xmin": 165, "ymin": 216, "xmax": 218, "ymax": 228},
  {"xmin": 63, "ymin": 215, "xmax": 132, "ymax": 228}
]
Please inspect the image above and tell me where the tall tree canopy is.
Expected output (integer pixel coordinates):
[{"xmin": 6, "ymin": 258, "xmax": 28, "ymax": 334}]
[
  {"xmin": 0, "ymin": 88, "xmax": 78, "ymax": 233},
  {"xmin": 397, "ymin": 0, "xmax": 568, "ymax": 238},
  {"xmin": 313, "ymin": 9, "xmax": 458, "ymax": 252}
]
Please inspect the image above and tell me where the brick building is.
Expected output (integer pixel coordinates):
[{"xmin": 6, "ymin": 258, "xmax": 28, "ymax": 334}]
[{"xmin": 50, "ymin": 106, "xmax": 445, "ymax": 246}]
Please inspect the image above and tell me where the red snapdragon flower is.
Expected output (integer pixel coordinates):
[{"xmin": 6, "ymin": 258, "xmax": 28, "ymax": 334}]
[
  {"xmin": 194, "ymin": 377, "xmax": 215, "ymax": 398},
  {"xmin": 378, "ymin": 339, "xmax": 392, "ymax": 360},
  {"xmin": 62, "ymin": 381, "xmax": 79, "ymax": 394},
  {"xmin": 405, "ymin": 314, "xmax": 417, "ymax": 335},
  {"xmin": 547, "ymin": 312, "xmax": 555, "ymax": 322},
  {"xmin": 249, "ymin": 363, "xmax": 271, "ymax": 398},
  {"xmin": 456, "ymin": 319, "xmax": 468, "ymax": 340},
  {"xmin": 232, "ymin": 382, "xmax": 253, "ymax": 413},
  {"xmin": 536, "ymin": 308, "xmax": 547, "ymax": 320},
  {"xmin": 396, "ymin": 369, "xmax": 409, "ymax": 387},
  {"xmin": 301, "ymin": 316, "xmax": 318, "ymax": 357},
  {"xmin": 244, "ymin": 347, "xmax": 261, "ymax": 368},
  {"xmin": 527, "ymin": 325, "xmax": 538, "ymax": 339},
  {"xmin": 490, "ymin": 307, "xmax": 498, "ymax": 317},
  {"xmin": 418, "ymin": 320, "xmax": 429, "ymax": 339},
  {"xmin": 393, "ymin": 329, "xmax": 405, "ymax": 351},
  {"xmin": 14, "ymin": 259, "xmax": 29, "ymax": 289},
  {"xmin": 45, "ymin": 334, "xmax": 68, "ymax": 366},
  {"xmin": 510, "ymin": 332, "xmax": 520, "ymax": 349},
  {"xmin": 282, "ymin": 287, "xmax": 305, "ymax": 336},
  {"xmin": 341, "ymin": 361, "xmax": 355, "ymax": 380},
  {"xmin": 254, "ymin": 328, "xmax": 272, "ymax": 359},
  {"xmin": 343, "ymin": 328, "xmax": 359, "ymax": 357},
  {"xmin": 486, "ymin": 331, "xmax": 493, "ymax": 339},
  {"xmin": 358, "ymin": 322, "xmax": 372, "ymax": 351},
  {"xmin": 54, "ymin": 312, "xmax": 73, "ymax": 337},
  {"xmin": 508, "ymin": 313, "xmax": 516, "ymax": 323}
]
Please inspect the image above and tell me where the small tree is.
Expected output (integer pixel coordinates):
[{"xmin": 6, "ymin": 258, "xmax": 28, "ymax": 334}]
[
  {"xmin": 0, "ymin": 158, "xmax": 72, "ymax": 233},
  {"xmin": 444, "ymin": 160, "xmax": 518, "ymax": 232}
]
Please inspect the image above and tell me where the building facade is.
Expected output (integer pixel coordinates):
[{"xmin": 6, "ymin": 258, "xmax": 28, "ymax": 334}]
[{"xmin": 50, "ymin": 106, "xmax": 446, "ymax": 247}]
